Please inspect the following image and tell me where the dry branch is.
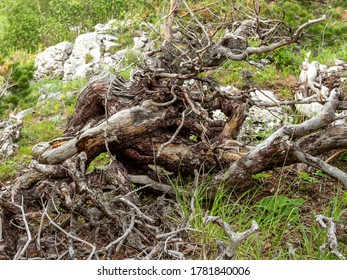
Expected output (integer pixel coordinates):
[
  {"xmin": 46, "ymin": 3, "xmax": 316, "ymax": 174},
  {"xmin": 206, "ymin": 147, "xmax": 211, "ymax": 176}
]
[
  {"xmin": 12, "ymin": 197, "xmax": 32, "ymax": 260},
  {"xmin": 205, "ymin": 216, "xmax": 259, "ymax": 259},
  {"xmin": 164, "ymin": 0, "xmax": 179, "ymax": 41},
  {"xmin": 45, "ymin": 209, "xmax": 96, "ymax": 260},
  {"xmin": 216, "ymin": 88, "xmax": 344, "ymax": 186},
  {"xmin": 316, "ymin": 214, "xmax": 345, "ymax": 260},
  {"xmin": 210, "ymin": 15, "xmax": 327, "ymax": 63}
]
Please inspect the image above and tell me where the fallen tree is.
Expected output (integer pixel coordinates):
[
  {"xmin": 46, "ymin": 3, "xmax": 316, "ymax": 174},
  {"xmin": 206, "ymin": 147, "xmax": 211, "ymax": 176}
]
[{"xmin": 1, "ymin": 1, "xmax": 346, "ymax": 259}]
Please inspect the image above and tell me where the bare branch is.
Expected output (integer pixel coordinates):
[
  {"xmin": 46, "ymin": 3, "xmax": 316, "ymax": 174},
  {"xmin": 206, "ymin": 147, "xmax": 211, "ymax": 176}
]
[
  {"xmin": 290, "ymin": 143, "xmax": 347, "ymax": 188},
  {"xmin": 205, "ymin": 216, "xmax": 259, "ymax": 259},
  {"xmin": 128, "ymin": 175, "xmax": 174, "ymax": 194},
  {"xmin": 316, "ymin": 215, "xmax": 345, "ymax": 260},
  {"xmin": 164, "ymin": 0, "xmax": 179, "ymax": 41},
  {"xmin": 45, "ymin": 209, "xmax": 96, "ymax": 260},
  {"xmin": 115, "ymin": 196, "xmax": 155, "ymax": 224},
  {"xmin": 13, "ymin": 197, "xmax": 32, "ymax": 260},
  {"xmin": 214, "ymin": 15, "xmax": 327, "ymax": 62},
  {"xmin": 182, "ymin": 0, "xmax": 210, "ymax": 44},
  {"xmin": 104, "ymin": 209, "xmax": 135, "ymax": 252},
  {"xmin": 157, "ymin": 108, "xmax": 189, "ymax": 157}
]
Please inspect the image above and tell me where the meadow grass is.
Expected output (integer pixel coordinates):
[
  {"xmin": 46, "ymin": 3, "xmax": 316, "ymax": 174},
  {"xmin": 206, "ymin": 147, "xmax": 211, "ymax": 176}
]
[{"xmin": 169, "ymin": 169, "xmax": 347, "ymax": 260}]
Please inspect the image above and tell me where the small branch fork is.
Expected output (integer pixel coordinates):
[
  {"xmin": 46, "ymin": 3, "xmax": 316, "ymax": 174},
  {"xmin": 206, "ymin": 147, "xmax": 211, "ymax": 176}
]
[
  {"xmin": 205, "ymin": 216, "xmax": 259, "ymax": 259},
  {"xmin": 12, "ymin": 197, "xmax": 32, "ymax": 260},
  {"xmin": 316, "ymin": 214, "xmax": 345, "ymax": 260}
]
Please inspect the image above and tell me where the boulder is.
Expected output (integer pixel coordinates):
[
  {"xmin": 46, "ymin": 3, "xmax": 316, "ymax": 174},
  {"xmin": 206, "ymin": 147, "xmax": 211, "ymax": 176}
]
[
  {"xmin": 63, "ymin": 32, "xmax": 102, "ymax": 80},
  {"xmin": 34, "ymin": 19, "xmax": 155, "ymax": 81},
  {"xmin": 34, "ymin": 42, "xmax": 73, "ymax": 80}
]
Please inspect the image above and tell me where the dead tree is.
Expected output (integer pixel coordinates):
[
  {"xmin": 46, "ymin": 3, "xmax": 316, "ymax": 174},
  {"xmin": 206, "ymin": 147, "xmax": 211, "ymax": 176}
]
[{"xmin": 1, "ymin": 1, "xmax": 346, "ymax": 259}]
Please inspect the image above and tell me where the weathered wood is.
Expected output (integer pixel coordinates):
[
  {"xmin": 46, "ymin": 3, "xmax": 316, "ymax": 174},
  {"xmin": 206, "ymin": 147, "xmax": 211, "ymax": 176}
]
[{"xmin": 33, "ymin": 102, "xmax": 171, "ymax": 164}]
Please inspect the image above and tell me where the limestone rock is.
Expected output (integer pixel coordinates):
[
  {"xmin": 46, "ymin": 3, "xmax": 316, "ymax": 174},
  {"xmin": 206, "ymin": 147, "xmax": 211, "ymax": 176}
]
[
  {"xmin": 63, "ymin": 32, "xmax": 102, "ymax": 80},
  {"xmin": 0, "ymin": 109, "xmax": 32, "ymax": 158},
  {"xmin": 238, "ymin": 90, "xmax": 292, "ymax": 144},
  {"xmin": 35, "ymin": 19, "xmax": 155, "ymax": 81},
  {"xmin": 34, "ymin": 42, "xmax": 73, "ymax": 80}
]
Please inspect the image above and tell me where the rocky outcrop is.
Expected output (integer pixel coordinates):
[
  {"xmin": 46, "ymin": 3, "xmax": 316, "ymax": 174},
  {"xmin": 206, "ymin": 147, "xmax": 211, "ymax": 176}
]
[
  {"xmin": 34, "ymin": 19, "xmax": 154, "ymax": 81},
  {"xmin": 63, "ymin": 32, "xmax": 104, "ymax": 80},
  {"xmin": 34, "ymin": 42, "xmax": 73, "ymax": 80}
]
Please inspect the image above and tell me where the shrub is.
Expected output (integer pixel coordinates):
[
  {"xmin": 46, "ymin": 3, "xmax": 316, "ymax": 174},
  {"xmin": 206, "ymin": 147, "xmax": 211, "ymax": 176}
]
[{"xmin": 0, "ymin": 51, "xmax": 35, "ymax": 117}]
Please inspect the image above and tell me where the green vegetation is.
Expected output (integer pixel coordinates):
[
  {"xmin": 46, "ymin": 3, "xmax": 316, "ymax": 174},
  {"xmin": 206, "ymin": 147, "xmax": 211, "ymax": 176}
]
[
  {"xmin": 87, "ymin": 152, "xmax": 111, "ymax": 172},
  {"xmin": 169, "ymin": 172, "xmax": 347, "ymax": 259},
  {"xmin": 0, "ymin": 77, "xmax": 85, "ymax": 183},
  {"xmin": 0, "ymin": 0, "xmax": 161, "ymax": 53},
  {"xmin": 0, "ymin": 51, "xmax": 36, "ymax": 116}
]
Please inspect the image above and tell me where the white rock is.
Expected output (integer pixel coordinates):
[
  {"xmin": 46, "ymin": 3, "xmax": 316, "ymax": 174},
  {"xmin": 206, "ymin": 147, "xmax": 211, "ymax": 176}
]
[
  {"xmin": 132, "ymin": 35, "xmax": 153, "ymax": 52},
  {"xmin": 295, "ymin": 91, "xmax": 323, "ymax": 118},
  {"xmin": 35, "ymin": 20, "xmax": 155, "ymax": 81},
  {"xmin": 63, "ymin": 33, "xmax": 102, "ymax": 80},
  {"xmin": 238, "ymin": 90, "xmax": 292, "ymax": 143},
  {"xmin": 334, "ymin": 58, "xmax": 346, "ymax": 66},
  {"xmin": 327, "ymin": 65, "xmax": 344, "ymax": 73},
  {"xmin": 94, "ymin": 19, "xmax": 118, "ymax": 34},
  {"xmin": 34, "ymin": 42, "xmax": 73, "ymax": 80},
  {"xmin": 219, "ymin": 85, "xmax": 239, "ymax": 95},
  {"xmin": 250, "ymin": 90, "xmax": 278, "ymax": 104},
  {"xmin": 212, "ymin": 109, "xmax": 228, "ymax": 121}
]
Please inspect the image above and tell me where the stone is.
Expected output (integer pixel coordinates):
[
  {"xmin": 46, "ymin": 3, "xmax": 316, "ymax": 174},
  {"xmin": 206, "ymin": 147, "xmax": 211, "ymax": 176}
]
[
  {"xmin": 34, "ymin": 42, "xmax": 73, "ymax": 80},
  {"xmin": 0, "ymin": 109, "xmax": 32, "ymax": 158},
  {"xmin": 132, "ymin": 35, "xmax": 153, "ymax": 52},
  {"xmin": 212, "ymin": 109, "xmax": 228, "ymax": 121},
  {"xmin": 63, "ymin": 33, "xmax": 102, "ymax": 80},
  {"xmin": 94, "ymin": 19, "xmax": 118, "ymax": 34},
  {"xmin": 238, "ymin": 90, "xmax": 292, "ymax": 144},
  {"xmin": 34, "ymin": 19, "xmax": 155, "ymax": 81}
]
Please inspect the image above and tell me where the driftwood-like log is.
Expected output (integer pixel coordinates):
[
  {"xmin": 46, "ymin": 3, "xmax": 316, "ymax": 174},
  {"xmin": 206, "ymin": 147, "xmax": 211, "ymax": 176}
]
[
  {"xmin": 216, "ymin": 89, "xmax": 345, "ymax": 186},
  {"xmin": 32, "ymin": 102, "xmax": 170, "ymax": 164}
]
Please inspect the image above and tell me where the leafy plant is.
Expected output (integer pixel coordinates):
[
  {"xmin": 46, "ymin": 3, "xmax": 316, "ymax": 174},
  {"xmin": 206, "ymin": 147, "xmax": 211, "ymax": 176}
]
[{"xmin": 298, "ymin": 172, "xmax": 319, "ymax": 184}]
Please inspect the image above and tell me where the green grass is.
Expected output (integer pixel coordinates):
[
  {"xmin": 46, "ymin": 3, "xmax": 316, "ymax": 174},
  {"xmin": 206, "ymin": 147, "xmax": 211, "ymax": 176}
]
[
  {"xmin": 0, "ymin": 156, "xmax": 21, "ymax": 182},
  {"xmin": 168, "ymin": 170, "xmax": 347, "ymax": 260},
  {"xmin": 0, "ymin": 15, "xmax": 6, "ymax": 34},
  {"xmin": 0, "ymin": 78, "xmax": 85, "ymax": 183},
  {"xmin": 87, "ymin": 152, "xmax": 111, "ymax": 172}
]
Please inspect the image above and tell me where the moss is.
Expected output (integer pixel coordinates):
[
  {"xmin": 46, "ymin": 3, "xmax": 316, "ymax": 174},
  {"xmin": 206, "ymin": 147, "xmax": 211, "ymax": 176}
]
[{"xmin": 85, "ymin": 53, "xmax": 93, "ymax": 64}]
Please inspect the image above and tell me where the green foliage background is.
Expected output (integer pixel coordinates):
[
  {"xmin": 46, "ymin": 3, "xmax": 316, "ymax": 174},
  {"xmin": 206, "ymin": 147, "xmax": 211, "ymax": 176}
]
[
  {"xmin": 0, "ymin": 0, "xmax": 346, "ymax": 53},
  {"xmin": 0, "ymin": 0, "xmax": 133, "ymax": 53}
]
